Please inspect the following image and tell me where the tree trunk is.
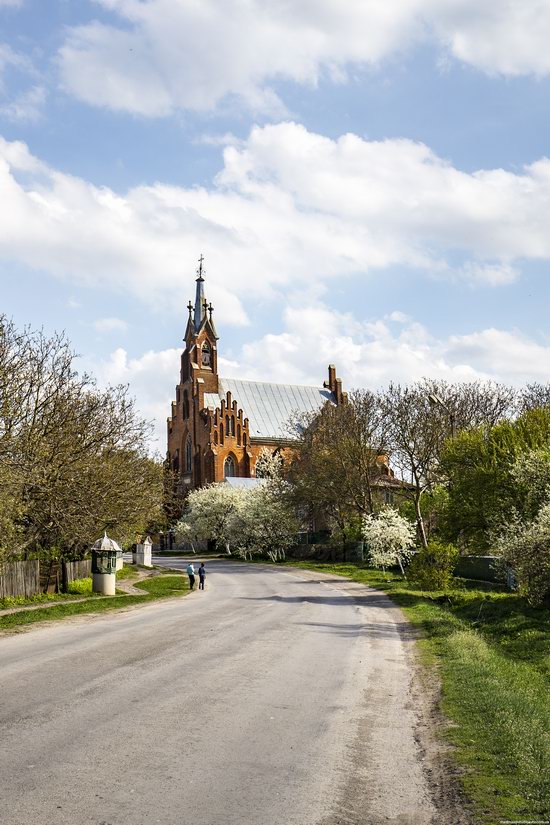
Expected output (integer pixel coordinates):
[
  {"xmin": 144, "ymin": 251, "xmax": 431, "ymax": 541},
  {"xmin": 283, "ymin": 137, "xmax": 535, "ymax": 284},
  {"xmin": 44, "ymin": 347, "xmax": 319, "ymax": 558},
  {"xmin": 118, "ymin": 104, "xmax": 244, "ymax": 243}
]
[{"xmin": 414, "ymin": 493, "xmax": 428, "ymax": 548}]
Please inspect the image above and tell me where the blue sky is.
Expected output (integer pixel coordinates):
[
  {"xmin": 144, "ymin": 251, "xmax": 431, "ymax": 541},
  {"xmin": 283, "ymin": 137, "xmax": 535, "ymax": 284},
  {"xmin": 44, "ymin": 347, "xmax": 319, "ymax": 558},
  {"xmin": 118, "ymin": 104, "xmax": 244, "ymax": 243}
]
[{"xmin": 1, "ymin": 0, "xmax": 549, "ymax": 451}]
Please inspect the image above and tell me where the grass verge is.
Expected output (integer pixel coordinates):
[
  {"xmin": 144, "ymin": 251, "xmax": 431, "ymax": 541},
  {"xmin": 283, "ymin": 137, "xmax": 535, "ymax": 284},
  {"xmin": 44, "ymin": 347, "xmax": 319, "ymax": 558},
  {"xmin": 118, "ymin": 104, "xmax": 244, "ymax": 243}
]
[
  {"xmin": 288, "ymin": 561, "xmax": 550, "ymax": 823},
  {"xmin": 116, "ymin": 563, "xmax": 140, "ymax": 580},
  {"xmin": 0, "ymin": 587, "xmax": 101, "ymax": 610},
  {"xmin": 0, "ymin": 575, "xmax": 190, "ymax": 632}
]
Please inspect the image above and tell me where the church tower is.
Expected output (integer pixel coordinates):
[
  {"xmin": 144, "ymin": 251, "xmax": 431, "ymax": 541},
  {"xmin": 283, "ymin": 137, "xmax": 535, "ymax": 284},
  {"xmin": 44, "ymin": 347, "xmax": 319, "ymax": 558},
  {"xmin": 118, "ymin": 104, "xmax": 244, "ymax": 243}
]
[
  {"xmin": 167, "ymin": 255, "xmax": 220, "ymax": 491},
  {"xmin": 180, "ymin": 254, "xmax": 219, "ymax": 389}
]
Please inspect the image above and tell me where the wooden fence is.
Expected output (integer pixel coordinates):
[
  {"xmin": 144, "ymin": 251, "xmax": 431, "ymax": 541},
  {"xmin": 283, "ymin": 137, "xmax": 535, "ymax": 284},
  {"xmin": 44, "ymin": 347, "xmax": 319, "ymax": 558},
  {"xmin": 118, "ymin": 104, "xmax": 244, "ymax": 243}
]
[
  {"xmin": 40, "ymin": 560, "xmax": 60, "ymax": 594},
  {"xmin": 62, "ymin": 559, "xmax": 92, "ymax": 591},
  {"xmin": 0, "ymin": 558, "xmax": 92, "ymax": 598},
  {"xmin": 0, "ymin": 560, "xmax": 40, "ymax": 598}
]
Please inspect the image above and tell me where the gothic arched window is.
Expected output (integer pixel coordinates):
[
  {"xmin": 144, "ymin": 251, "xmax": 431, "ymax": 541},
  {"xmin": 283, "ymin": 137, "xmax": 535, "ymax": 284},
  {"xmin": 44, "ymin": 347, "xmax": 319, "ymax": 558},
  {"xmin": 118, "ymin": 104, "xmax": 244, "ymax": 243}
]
[
  {"xmin": 224, "ymin": 455, "xmax": 236, "ymax": 478},
  {"xmin": 225, "ymin": 414, "xmax": 230, "ymax": 436},
  {"xmin": 201, "ymin": 342, "xmax": 211, "ymax": 367},
  {"xmin": 237, "ymin": 424, "xmax": 241, "ymax": 445},
  {"xmin": 185, "ymin": 435, "xmax": 192, "ymax": 474},
  {"xmin": 220, "ymin": 423, "xmax": 224, "ymax": 444},
  {"xmin": 214, "ymin": 431, "xmax": 218, "ymax": 445},
  {"xmin": 183, "ymin": 390, "xmax": 190, "ymax": 420}
]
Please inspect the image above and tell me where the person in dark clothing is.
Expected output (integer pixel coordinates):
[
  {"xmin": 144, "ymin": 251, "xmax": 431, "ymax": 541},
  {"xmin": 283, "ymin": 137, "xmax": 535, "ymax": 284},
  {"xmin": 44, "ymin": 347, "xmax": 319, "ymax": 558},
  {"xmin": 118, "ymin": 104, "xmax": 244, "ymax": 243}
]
[{"xmin": 198, "ymin": 562, "xmax": 206, "ymax": 590}]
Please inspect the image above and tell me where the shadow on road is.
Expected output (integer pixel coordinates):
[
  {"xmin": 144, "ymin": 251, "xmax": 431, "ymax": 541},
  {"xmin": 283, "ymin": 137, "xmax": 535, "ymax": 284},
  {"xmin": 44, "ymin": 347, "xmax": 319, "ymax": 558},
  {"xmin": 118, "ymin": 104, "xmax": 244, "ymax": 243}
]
[
  {"xmin": 299, "ymin": 620, "xmax": 417, "ymax": 640},
  {"xmin": 239, "ymin": 592, "xmax": 393, "ymax": 608}
]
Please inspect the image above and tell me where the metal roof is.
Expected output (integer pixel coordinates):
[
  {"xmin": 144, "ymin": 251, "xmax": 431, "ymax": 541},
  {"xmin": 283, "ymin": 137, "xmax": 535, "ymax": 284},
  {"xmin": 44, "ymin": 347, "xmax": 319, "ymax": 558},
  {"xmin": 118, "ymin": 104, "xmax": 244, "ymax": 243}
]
[
  {"xmin": 223, "ymin": 477, "xmax": 266, "ymax": 489},
  {"xmin": 204, "ymin": 377, "xmax": 335, "ymax": 440}
]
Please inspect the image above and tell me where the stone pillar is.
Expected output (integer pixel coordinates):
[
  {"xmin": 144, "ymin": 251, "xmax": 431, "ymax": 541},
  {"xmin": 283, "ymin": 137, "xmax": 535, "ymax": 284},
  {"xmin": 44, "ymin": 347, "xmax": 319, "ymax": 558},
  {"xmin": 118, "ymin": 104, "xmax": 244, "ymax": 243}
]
[{"xmin": 135, "ymin": 537, "xmax": 153, "ymax": 567}]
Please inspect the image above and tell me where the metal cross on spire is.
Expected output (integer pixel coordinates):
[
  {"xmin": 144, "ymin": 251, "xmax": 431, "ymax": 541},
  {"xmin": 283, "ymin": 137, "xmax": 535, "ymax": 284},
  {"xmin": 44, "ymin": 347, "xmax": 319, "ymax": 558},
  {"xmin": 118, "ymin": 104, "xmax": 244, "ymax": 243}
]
[
  {"xmin": 196, "ymin": 253, "xmax": 205, "ymax": 281},
  {"xmin": 194, "ymin": 254, "xmax": 207, "ymax": 331}
]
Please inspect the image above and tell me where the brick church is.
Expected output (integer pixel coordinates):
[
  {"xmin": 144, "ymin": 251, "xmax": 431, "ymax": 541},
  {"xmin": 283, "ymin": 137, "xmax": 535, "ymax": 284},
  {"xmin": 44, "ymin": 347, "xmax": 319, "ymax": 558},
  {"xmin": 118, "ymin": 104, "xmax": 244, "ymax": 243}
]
[{"xmin": 166, "ymin": 258, "xmax": 345, "ymax": 491}]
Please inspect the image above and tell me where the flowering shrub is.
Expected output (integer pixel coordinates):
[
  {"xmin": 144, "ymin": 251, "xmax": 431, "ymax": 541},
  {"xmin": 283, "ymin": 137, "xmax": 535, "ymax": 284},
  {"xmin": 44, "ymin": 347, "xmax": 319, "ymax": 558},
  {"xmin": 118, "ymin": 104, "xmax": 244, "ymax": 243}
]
[
  {"xmin": 362, "ymin": 508, "xmax": 416, "ymax": 572},
  {"xmin": 496, "ymin": 502, "xmax": 550, "ymax": 606}
]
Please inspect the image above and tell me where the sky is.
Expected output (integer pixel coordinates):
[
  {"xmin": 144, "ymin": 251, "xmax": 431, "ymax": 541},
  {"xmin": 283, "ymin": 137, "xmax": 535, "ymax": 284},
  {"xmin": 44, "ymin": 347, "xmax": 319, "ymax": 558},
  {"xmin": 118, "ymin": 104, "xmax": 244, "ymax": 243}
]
[{"xmin": 1, "ymin": 0, "xmax": 549, "ymax": 453}]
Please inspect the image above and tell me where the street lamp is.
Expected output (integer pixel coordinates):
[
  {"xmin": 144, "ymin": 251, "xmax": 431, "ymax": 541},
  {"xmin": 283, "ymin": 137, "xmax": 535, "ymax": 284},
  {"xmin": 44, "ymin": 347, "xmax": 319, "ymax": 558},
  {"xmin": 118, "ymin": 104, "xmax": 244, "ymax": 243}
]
[{"xmin": 428, "ymin": 393, "xmax": 456, "ymax": 438}]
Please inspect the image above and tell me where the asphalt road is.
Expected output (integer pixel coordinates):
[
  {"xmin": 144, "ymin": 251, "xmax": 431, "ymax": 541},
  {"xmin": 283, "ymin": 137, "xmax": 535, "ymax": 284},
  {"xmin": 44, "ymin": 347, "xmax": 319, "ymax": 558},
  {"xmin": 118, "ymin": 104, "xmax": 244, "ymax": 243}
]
[{"xmin": 0, "ymin": 559, "xmax": 439, "ymax": 825}]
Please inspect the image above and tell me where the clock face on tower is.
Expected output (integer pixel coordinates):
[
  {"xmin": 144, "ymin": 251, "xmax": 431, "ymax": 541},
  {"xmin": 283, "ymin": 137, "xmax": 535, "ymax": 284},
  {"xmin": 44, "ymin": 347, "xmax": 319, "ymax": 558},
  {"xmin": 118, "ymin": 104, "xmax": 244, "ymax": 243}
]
[{"xmin": 201, "ymin": 343, "xmax": 211, "ymax": 367}]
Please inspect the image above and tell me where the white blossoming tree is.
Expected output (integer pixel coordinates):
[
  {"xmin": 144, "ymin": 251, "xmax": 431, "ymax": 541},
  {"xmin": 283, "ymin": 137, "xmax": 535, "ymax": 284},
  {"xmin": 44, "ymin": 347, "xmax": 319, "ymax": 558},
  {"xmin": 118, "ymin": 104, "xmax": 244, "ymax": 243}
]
[
  {"xmin": 495, "ymin": 501, "xmax": 550, "ymax": 605},
  {"xmin": 175, "ymin": 479, "xmax": 298, "ymax": 560},
  {"xmin": 362, "ymin": 507, "xmax": 416, "ymax": 574},
  {"xmin": 175, "ymin": 483, "xmax": 245, "ymax": 554},
  {"xmin": 254, "ymin": 447, "xmax": 284, "ymax": 480},
  {"xmin": 228, "ymin": 482, "xmax": 298, "ymax": 561}
]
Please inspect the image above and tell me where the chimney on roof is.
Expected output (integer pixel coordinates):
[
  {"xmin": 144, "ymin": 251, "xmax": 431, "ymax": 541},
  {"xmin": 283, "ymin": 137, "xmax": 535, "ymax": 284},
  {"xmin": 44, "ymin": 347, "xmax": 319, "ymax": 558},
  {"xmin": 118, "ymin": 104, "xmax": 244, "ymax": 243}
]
[{"xmin": 324, "ymin": 364, "xmax": 345, "ymax": 405}]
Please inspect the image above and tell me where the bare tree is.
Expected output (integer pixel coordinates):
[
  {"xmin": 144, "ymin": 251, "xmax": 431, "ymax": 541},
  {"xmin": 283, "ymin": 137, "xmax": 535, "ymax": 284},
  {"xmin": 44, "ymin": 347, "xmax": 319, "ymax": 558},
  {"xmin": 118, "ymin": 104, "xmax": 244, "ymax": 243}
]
[
  {"xmin": 521, "ymin": 383, "xmax": 550, "ymax": 412},
  {"xmin": 285, "ymin": 389, "xmax": 389, "ymax": 544}
]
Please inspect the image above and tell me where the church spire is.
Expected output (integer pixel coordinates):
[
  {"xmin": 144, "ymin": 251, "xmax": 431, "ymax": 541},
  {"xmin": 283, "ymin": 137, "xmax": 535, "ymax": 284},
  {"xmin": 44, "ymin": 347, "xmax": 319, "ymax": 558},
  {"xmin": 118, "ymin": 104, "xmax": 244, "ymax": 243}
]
[{"xmin": 194, "ymin": 253, "xmax": 206, "ymax": 331}]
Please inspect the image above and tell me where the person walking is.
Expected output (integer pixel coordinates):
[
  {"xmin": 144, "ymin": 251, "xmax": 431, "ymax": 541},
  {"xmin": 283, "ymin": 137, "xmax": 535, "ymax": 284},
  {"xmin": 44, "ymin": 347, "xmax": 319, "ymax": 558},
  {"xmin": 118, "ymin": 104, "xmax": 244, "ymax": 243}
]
[
  {"xmin": 198, "ymin": 562, "xmax": 206, "ymax": 590},
  {"xmin": 186, "ymin": 562, "xmax": 196, "ymax": 591}
]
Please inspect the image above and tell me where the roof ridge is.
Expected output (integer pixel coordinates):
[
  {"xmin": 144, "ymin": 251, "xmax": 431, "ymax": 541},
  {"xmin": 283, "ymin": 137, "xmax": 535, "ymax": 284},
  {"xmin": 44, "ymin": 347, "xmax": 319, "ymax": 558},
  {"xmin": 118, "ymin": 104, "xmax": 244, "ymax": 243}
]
[{"xmin": 220, "ymin": 375, "xmax": 329, "ymax": 392}]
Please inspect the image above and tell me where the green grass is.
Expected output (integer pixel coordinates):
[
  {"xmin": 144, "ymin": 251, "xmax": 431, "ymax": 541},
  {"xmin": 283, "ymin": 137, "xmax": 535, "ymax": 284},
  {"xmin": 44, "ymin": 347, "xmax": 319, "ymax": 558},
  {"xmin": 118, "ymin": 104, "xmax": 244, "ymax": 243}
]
[
  {"xmin": 116, "ymin": 563, "xmax": 139, "ymax": 580},
  {"xmin": 66, "ymin": 577, "xmax": 93, "ymax": 595},
  {"xmin": 134, "ymin": 575, "xmax": 190, "ymax": 596},
  {"xmin": 0, "ymin": 575, "xmax": 190, "ymax": 632},
  {"xmin": 288, "ymin": 561, "xmax": 550, "ymax": 822},
  {"xmin": 0, "ymin": 587, "xmax": 100, "ymax": 610}
]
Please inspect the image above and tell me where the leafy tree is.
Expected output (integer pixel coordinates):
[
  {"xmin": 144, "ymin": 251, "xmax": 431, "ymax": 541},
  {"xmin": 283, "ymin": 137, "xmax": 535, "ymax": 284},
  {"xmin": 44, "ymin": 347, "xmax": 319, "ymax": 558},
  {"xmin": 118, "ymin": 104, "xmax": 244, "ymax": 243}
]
[
  {"xmin": 382, "ymin": 379, "xmax": 517, "ymax": 547},
  {"xmin": 0, "ymin": 316, "xmax": 163, "ymax": 561},
  {"xmin": 440, "ymin": 409, "xmax": 550, "ymax": 551},
  {"xmin": 362, "ymin": 508, "xmax": 415, "ymax": 574},
  {"xmin": 408, "ymin": 540, "xmax": 459, "ymax": 591},
  {"xmin": 398, "ymin": 485, "xmax": 450, "ymax": 543}
]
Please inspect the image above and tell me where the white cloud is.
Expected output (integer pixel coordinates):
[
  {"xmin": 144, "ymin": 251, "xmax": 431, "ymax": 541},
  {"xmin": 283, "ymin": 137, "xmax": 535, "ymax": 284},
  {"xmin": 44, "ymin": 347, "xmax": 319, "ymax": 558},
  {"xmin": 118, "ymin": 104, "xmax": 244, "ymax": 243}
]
[
  {"xmin": 0, "ymin": 43, "xmax": 31, "ymax": 85},
  {"xmin": 1, "ymin": 124, "xmax": 550, "ymax": 316},
  {"xmin": 57, "ymin": 1, "xmax": 550, "ymax": 117},
  {"xmin": 88, "ymin": 346, "xmax": 181, "ymax": 452},
  {"xmin": 456, "ymin": 261, "xmax": 519, "ymax": 287},
  {"xmin": 446, "ymin": 328, "xmax": 550, "ymax": 380},
  {"xmin": 386, "ymin": 311, "xmax": 411, "ymax": 324},
  {"xmin": 93, "ymin": 316, "xmax": 128, "ymax": 333},
  {"xmin": 0, "ymin": 84, "xmax": 46, "ymax": 122},
  {"xmin": 0, "ymin": 0, "xmax": 23, "ymax": 7},
  {"xmin": 89, "ymin": 308, "xmax": 550, "ymax": 452},
  {"xmin": 0, "ymin": 44, "xmax": 45, "ymax": 122},
  {"xmin": 236, "ymin": 304, "xmax": 550, "ymax": 389}
]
